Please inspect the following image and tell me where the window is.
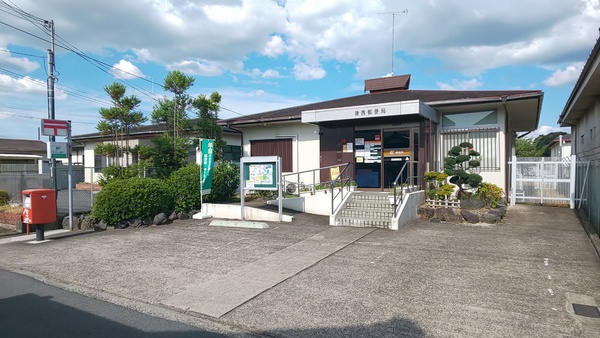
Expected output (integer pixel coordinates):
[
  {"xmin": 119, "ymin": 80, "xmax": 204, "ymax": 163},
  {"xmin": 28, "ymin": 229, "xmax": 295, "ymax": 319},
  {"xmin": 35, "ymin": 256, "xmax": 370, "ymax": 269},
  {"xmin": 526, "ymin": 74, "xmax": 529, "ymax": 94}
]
[
  {"xmin": 440, "ymin": 128, "xmax": 500, "ymax": 172},
  {"xmin": 442, "ymin": 110, "xmax": 497, "ymax": 128},
  {"xmin": 94, "ymin": 155, "xmax": 108, "ymax": 173},
  {"xmin": 250, "ymin": 139, "xmax": 293, "ymax": 172},
  {"xmin": 223, "ymin": 145, "xmax": 241, "ymax": 163}
]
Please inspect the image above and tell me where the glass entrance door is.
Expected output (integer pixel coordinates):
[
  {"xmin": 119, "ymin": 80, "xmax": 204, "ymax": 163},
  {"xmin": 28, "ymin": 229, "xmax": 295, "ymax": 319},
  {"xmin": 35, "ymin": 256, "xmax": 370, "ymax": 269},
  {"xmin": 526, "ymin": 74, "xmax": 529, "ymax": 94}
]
[
  {"xmin": 354, "ymin": 127, "xmax": 419, "ymax": 189},
  {"xmin": 354, "ymin": 130, "xmax": 382, "ymax": 188},
  {"xmin": 383, "ymin": 129, "xmax": 411, "ymax": 188}
]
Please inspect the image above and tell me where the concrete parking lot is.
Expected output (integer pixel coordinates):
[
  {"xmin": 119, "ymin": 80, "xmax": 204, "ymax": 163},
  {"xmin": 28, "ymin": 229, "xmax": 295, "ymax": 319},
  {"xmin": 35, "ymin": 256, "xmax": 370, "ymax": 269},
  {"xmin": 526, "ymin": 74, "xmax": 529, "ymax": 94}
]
[{"xmin": 0, "ymin": 204, "xmax": 599, "ymax": 337}]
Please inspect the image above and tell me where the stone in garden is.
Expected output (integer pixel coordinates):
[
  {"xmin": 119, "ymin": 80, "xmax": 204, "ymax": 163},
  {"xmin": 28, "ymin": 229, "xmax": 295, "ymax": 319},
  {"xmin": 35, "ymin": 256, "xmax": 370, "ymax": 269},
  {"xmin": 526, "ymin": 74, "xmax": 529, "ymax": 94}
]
[
  {"xmin": 430, "ymin": 218, "xmax": 441, "ymax": 223},
  {"xmin": 460, "ymin": 199, "xmax": 484, "ymax": 210},
  {"xmin": 128, "ymin": 219, "xmax": 143, "ymax": 228},
  {"xmin": 418, "ymin": 206, "xmax": 435, "ymax": 218},
  {"xmin": 62, "ymin": 215, "xmax": 82, "ymax": 229},
  {"xmin": 481, "ymin": 210, "xmax": 502, "ymax": 224},
  {"xmin": 80, "ymin": 216, "xmax": 94, "ymax": 230},
  {"xmin": 94, "ymin": 220, "xmax": 108, "ymax": 231},
  {"xmin": 435, "ymin": 207, "xmax": 463, "ymax": 223},
  {"xmin": 168, "ymin": 211, "xmax": 177, "ymax": 221},
  {"xmin": 153, "ymin": 213, "xmax": 168, "ymax": 225},
  {"xmin": 460, "ymin": 210, "xmax": 480, "ymax": 224},
  {"xmin": 177, "ymin": 212, "xmax": 189, "ymax": 220}
]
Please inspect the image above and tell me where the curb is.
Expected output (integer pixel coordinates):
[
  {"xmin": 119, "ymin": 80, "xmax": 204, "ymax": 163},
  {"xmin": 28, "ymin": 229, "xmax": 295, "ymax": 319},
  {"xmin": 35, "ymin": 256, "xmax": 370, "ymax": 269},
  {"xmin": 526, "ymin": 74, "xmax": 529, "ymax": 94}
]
[{"xmin": 575, "ymin": 209, "xmax": 600, "ymax": 258}]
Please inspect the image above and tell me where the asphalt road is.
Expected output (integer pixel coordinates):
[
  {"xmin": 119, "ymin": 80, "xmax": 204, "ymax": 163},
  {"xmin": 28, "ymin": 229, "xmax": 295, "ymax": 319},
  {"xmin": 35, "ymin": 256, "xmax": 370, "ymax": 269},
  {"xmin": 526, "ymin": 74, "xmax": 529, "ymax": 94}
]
[{"xmin": 0, "ymin": 269, "xmax": 229, "ymax": 338}]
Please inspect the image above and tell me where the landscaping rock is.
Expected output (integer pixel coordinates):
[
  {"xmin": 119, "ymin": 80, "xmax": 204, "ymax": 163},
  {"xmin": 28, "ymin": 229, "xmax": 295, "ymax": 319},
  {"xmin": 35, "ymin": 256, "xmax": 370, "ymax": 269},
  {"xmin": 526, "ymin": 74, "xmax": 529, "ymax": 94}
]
[
  {"xmin": 460, "ymin": 210, "xmax": 480, "ymax": 224},
  {"xmin": 460, "ymin": 199, "xmax": 484, "ymax": 210},
  {"xmin": 435, "ymin": 207, "xmax": 463, "ymax": 223},
  {"xmin": 430, "ymin": 218, "xmax": 441, "ymax": 223},
  {"xmin": 80, "ymin": 216, "xmax": 95, "ymax": 230},
  {"xmin": 189, "ymin": 210, "xmax": 200, "ymax": 218},
  {"xmin": 481, "ymin": 209, "xmax": 502, "ymax": 224},
  {"xmin": 153, "ymin": 213, "xmax": 168, "ymax": 225},
  {"xmin": 95, "ymin": 220, "xmax": 108, "ymax": 231},
  {"xmin": 417, "ymin": 206, "xmax": 435, "ymax": 218},
  {"xmin": 114, "ymin": 221, "xmax": 129, "ymax": 229},
  {"xmin": 177, "ymin": 212, "xmax": 190, "ymax": 220},
  {"xmin": 143, "ymin": 217, "xmax": 153, "ymax": 225},
  {"xmin": 496, "ymin": 206, "xmax": 507, "ymax": 218},
  {"xmin": 128, "ymin": 219, "xmax": 143, "ymax": 228},
  {"xmin": 62, "ymin": 215, "xmax": 82, "ymax": 229},
  {"xmin": 168, "ymin": 211, "xmax": 177, "ymax": 221}
]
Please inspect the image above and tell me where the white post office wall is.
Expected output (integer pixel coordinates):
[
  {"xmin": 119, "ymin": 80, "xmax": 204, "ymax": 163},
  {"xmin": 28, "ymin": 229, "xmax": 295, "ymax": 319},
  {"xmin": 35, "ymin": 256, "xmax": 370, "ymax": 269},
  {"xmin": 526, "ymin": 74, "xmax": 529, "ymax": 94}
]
[{"xmin": 240, "ymin": 121, "xmax": 321, "ymax": 184}]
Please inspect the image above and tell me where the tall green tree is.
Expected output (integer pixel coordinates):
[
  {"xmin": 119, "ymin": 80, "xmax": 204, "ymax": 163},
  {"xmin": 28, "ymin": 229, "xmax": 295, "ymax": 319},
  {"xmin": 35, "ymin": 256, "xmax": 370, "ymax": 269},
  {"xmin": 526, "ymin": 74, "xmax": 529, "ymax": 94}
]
[
  {"xmin": 151, "ymin": 70, "xmax": 195, "ymax": 138},
  {"xmin": 95, "ymin": 82, "xmax": 146, "ymax": 166},
  {"xmin": 193, "ymin": 91, "xmax": 225, "ymax": 161}
]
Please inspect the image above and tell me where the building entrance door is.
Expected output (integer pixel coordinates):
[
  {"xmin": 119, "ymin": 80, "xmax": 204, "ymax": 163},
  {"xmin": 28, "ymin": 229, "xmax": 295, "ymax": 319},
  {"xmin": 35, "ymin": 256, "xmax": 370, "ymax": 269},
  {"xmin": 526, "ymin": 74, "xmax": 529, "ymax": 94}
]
[{"xmin": 354, "ymin": 128, "xmax": 418, "ymax": 190}]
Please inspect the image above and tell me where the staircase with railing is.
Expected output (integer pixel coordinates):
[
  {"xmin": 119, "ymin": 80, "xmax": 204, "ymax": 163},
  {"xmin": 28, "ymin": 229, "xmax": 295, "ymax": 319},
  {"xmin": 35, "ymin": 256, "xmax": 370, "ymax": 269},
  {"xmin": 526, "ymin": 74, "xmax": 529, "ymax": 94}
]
[{"xmin": 331, "ymin": 160, "xmax": 422, "ymax": 229}]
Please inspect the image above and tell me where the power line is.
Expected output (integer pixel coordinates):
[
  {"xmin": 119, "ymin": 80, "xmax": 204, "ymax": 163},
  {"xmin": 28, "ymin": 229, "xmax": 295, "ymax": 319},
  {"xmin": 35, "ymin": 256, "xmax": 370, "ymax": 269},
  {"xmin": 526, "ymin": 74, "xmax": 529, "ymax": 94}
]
[{"xmin": 0, "ymin": 47, "xmax": 45, "ymax": 59}]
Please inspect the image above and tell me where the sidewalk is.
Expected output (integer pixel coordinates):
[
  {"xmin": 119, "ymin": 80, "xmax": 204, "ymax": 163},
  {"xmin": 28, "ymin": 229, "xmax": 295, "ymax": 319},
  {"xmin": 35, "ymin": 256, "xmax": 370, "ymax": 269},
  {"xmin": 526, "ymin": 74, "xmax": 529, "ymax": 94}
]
[{"xmin": 0, "ymin": 205, "xmax": 599, "ymax": 337}]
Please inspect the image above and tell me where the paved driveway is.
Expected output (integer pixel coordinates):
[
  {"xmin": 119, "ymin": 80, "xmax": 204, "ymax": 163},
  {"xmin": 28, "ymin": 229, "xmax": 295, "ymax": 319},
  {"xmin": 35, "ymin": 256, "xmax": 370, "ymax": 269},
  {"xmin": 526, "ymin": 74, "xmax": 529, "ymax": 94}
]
[{"xmin": 0, "ymin": 205, "xmax": 599, "ymax": 337}]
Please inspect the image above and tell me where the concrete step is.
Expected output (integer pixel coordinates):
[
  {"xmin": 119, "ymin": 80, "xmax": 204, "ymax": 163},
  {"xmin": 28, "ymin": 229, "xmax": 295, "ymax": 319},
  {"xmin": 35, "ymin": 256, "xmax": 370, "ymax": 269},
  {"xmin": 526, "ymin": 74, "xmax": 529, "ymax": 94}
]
[
  {"xmin": 339, "ymin": 209, "xmax": 394, "ymax": 219},
  {"xmin": 335, "ymin": 217, "xmax": 391, "ymax": 228},
  {"xmin": 345, "ymin": 202, "xmax": 392, "ymax": 210}
]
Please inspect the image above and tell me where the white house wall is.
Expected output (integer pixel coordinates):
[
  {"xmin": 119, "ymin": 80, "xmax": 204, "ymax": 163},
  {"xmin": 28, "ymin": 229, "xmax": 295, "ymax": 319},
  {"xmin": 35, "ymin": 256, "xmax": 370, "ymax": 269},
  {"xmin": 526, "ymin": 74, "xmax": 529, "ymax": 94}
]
[
  {"xmin": 437, "ymin": 106, "xmax": 508, "ymax": 191},
  {"xmin": 240, "ymin": 121, "xmax": 321, "ymax": 185}
]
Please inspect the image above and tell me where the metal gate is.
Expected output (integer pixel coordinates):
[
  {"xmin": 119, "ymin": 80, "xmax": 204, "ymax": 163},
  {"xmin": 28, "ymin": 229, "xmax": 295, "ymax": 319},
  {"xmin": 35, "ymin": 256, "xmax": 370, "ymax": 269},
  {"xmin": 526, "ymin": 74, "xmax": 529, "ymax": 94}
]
[{"xmin": 509, "ymin": 156, "xmax": 578, "ymax": 207}]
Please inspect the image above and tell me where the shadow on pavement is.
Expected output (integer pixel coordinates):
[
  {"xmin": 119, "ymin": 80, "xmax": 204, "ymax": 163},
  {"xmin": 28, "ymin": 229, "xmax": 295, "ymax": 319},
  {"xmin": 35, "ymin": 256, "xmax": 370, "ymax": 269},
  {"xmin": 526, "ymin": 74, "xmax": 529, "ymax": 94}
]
[{"xmin": 0, "ymin": 293, "xmax": 227, "ymax": 338}]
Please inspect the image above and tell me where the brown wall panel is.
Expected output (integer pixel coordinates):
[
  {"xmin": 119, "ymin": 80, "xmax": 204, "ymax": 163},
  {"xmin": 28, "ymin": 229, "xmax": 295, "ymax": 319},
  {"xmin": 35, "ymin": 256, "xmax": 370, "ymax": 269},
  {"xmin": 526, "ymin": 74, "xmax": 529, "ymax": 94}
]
[{"xmin": 250, "ymin": 139, "xmax": 293, "ymax": 172}]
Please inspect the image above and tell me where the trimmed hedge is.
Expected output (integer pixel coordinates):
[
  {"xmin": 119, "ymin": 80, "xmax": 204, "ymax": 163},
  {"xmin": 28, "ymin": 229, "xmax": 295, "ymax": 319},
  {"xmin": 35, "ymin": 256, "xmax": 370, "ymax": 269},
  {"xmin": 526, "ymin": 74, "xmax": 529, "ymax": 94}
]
[
  {"xmin": 0, "ymin": 189, "xmax": 9, "ymax": 205},
  {"xmin": 168, "ymin": 164, "xmax": 202, "ymax": 213},
  {"xmin": 92, "ymin": 177, "xmax": 174, "ymax": 225}
]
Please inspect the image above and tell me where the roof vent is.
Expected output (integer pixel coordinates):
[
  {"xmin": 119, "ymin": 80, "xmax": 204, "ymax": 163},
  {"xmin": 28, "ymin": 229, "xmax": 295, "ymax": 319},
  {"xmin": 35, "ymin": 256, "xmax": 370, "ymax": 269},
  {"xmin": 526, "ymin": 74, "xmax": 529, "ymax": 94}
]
[{"xmin": 364, "ymin": 74, "xmax": 411, "ymax": 94}]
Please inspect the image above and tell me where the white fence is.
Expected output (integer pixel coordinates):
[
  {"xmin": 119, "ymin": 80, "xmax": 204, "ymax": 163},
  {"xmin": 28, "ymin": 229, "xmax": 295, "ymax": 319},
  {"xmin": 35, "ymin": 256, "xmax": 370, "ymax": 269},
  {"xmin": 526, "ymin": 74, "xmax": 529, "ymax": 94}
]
[{"xmin": 509, "ymin": 155, "xmax": 577, "ymax": 208}]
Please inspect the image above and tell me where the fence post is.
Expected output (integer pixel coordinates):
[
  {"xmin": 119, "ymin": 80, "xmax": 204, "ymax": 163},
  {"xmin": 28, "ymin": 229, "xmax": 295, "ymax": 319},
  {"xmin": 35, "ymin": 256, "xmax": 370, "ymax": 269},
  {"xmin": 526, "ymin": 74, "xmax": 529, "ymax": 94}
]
[
  {"xmin": 569, "ymin": 154, "xmax": 576, "ymax": 209},
  {"xmin": 511, "ymin": 155, "xmax": 517, "ymax": 206}
]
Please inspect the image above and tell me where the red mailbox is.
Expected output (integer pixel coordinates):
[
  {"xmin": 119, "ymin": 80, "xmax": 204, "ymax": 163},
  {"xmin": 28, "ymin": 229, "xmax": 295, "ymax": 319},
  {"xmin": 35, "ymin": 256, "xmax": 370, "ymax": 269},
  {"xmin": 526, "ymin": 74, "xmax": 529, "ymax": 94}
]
[{"xmin": 22, "ymin": 189, "xmax": 56, "ymax": 225}]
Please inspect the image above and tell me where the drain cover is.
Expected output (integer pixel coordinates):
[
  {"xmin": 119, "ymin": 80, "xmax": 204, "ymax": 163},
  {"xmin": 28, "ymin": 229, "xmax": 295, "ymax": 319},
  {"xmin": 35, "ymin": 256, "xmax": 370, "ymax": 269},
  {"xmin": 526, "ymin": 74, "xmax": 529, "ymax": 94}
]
[{"xmin": 572, "ymin": 303, "xmax": 600, "ymax": 318}]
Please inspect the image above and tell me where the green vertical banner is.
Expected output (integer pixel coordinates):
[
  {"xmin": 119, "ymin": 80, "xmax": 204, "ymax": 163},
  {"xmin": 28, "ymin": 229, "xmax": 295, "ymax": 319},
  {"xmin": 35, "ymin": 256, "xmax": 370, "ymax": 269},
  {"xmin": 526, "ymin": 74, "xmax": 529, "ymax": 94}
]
[{"xmin": 200, "ymin": 139, "xmax": 214, "ymax": 195}]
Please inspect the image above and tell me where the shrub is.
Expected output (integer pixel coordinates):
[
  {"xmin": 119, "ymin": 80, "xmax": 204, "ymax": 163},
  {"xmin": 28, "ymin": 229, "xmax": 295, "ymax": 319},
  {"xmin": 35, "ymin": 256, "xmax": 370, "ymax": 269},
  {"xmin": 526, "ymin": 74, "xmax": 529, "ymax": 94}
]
[
  {"xmin": 92, "ymin": 177, "xmax": 174, "ymax": 225},
  {"xmin": 98, "ymin": 160, "xmax": 153, "ymax": 187},
  {"xmin": 0, "ymin": 189, "xmax": 9, "ymax": 205},
  {"xmin": 443, "ymin": 142, "xmax": 483, "ymax": 199},
  {"xmin": 424, "ymin": 171, "xmax": 453, "ymax": 200},
  {"xmin": 206, "ymin": 161, "xmax": 240, "ymax": 202},
  {"xmin": 476, "ymin": 182, "xmax": 504, "ymax": 208},
  {"xmin": 168, "ymin": 164, "xmax": 202, "ymax": 213}
]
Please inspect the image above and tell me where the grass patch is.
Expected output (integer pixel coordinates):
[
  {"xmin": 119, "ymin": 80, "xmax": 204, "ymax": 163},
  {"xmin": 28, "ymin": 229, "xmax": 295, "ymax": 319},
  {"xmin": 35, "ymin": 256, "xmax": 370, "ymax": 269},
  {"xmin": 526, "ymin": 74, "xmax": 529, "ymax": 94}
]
[{"xmin": 0, "ymin": 205, "xmax": 21, "ymax": 214}]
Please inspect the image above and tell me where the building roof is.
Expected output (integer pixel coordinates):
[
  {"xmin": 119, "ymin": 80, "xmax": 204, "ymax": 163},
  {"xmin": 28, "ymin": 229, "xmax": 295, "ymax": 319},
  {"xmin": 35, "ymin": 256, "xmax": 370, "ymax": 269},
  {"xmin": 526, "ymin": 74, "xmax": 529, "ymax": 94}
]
[
  {"xmin": 558, "ymin": 36, "xmax": 600, "ymax": 126},
  {"xmin": 73, "ymin": 120, "xmax": 240, "ymax": 142},
  {"xmin": 364, "ymin": 74, "xmax": 411, "ymax": 93},
  {"xmin": 0, "ymin": 138, "xmax": 46, "ymax": 154},
  {"xmin": 221, "ymin": 89, "xmax": 544, "ymax": 127}
]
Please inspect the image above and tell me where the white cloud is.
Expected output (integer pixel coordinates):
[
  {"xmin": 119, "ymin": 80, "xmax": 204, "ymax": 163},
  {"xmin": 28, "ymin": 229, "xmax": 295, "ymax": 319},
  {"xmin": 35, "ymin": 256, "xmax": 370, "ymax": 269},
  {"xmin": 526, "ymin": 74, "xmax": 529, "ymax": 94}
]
[
  {"xmin": 110, "ymin": 59, "xmax": 145, "ymax": 79},
  {"xmin": 263, "ymin": 35, "xmax": 286, "ymax": 57},
  {"xmin": 248, "ymin": 89, "xmax": 266, "ymax": 97},
  {"xmin": 167, "ymin": 60, "xmax": 224, "ymax": 76},
  {"xmin": 0, "ymin": 50, "xmax": 40, "ymax": 73},
  {"xmin": 543, "ymin": 62, "xmax": 584, "ymax": 87},
  {"xmin": 0, "ymin": 74, "xmax": 67, "ymax": 99},
  {"xmin": 293, "ymin": 62, "xmax": 326, "ymax": 80},
  {"xmin": 250, "ymin": 68, "xmax": 283, "ymax": 78},
  {"xmin": 436, "ymin": 78, "xmax": 483, "ymax": 90}
]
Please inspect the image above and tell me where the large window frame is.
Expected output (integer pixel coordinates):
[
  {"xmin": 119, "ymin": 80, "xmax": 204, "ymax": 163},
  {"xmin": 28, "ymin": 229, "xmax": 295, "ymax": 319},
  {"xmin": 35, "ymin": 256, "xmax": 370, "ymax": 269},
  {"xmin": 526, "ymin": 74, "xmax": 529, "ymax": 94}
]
[{"xmin": 440, "ymin": 110, "xmax": 500, "ymax": 172}]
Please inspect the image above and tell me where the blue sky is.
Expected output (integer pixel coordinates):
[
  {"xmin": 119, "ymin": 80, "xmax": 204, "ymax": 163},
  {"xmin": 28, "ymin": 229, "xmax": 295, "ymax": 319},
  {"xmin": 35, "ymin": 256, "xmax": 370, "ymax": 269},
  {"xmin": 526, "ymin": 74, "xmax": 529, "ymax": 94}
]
[{"xmin": 0, "ymin": 0, "xmax": 598, "ymax": 141}]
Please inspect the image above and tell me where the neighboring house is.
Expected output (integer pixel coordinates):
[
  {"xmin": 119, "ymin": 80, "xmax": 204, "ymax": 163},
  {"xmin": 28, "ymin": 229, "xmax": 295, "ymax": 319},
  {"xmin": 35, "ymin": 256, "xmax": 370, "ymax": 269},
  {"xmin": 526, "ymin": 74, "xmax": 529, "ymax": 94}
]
[
  {"xmin": 0, "ymin": 138, "xmax": 47, "ymax": 172},
  {"xmin": 72, "ymin": 122, "xmax": 241, "ymax": 183},
  {"xmin": 548, "ymin": 134, "xmax": 572, "ymax": 158},
  {"xmin": 222, "ymin": 74, "xmax": 544, "ymax": 196},
  {"xmin": 558, "ymin": 36, "xmax": 600, "ymax": 236}
]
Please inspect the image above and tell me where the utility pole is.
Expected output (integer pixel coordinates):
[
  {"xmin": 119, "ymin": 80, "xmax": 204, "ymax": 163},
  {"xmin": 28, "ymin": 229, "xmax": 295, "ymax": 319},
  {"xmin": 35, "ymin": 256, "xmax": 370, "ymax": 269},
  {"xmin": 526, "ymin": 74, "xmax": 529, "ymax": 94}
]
[
  {"xmin": 45, "ymin": 19, "xmax": 57, "ymax": 191},
  {"xmin": 378, "ymin": 10, "xmax": 408, "ymax": 76}
]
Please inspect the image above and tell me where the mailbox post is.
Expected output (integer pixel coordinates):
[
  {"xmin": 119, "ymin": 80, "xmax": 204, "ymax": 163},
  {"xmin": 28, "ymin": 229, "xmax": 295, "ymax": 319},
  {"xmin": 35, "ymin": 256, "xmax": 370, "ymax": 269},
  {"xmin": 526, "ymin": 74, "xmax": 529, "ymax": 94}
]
[{"xmin": 22, "ymin": 189, "xmax": 56, "ymax": 241}]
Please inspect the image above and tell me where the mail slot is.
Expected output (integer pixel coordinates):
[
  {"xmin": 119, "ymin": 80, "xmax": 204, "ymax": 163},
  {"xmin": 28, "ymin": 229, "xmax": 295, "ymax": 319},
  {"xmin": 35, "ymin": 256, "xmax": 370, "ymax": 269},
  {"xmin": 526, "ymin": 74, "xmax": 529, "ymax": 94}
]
[{"xmin": 22, "ymin": 189, "xmax": 56, "ymax": 225}]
